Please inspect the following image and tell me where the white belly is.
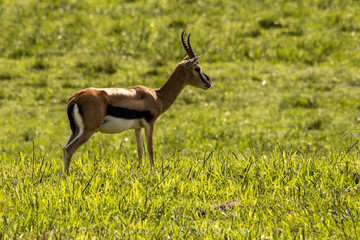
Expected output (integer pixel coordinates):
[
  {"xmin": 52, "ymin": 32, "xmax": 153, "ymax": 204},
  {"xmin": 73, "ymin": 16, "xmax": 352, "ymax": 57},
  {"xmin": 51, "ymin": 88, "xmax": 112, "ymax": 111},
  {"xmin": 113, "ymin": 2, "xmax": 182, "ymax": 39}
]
[{"xmin": 98, "ymin": 116, "xmax": 142, "ymax": 133}]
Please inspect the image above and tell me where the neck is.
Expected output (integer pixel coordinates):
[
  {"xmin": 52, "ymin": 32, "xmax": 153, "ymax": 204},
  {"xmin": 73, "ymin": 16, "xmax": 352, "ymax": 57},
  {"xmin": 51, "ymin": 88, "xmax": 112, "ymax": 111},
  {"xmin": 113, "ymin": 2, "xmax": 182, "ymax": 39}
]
[{"xmin": 156, "ymin": 66, "xmax": 186, "ymax": 113}]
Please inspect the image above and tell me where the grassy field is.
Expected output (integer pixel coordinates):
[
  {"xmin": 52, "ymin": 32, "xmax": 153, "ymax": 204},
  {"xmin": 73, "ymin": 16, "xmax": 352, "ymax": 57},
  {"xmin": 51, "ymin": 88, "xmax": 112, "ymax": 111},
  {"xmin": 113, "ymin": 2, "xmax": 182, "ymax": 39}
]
[{"xmin": 1, "ymin": 0, "xmax": 360, "ymax": 238}]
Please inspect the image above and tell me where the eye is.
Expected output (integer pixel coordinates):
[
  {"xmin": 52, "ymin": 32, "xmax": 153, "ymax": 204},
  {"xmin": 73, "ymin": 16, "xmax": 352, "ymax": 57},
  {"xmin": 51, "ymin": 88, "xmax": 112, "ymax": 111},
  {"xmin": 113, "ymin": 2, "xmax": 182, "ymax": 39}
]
[{"xmin": 194, "ymin": 67, "xmax": 200, "ymax": 72}]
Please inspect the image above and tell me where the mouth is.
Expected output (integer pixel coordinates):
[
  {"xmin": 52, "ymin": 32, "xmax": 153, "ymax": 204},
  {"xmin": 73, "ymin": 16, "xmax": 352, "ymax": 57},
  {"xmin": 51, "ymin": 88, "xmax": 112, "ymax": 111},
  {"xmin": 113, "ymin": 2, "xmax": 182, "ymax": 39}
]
[{"xmin": 203, "ymin": 82, "xmax": 212, "ymax": 89}]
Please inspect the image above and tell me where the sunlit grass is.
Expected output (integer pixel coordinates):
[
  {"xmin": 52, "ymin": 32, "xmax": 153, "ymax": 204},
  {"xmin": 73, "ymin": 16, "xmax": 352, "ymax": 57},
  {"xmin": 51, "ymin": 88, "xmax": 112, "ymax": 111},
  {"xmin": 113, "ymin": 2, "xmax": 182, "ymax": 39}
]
[
  {"xmin": 1, "ymin": 144, "xmax": 360, "ymax": 238},
  {"xmin": 1, "ymin": 0, "xmax": 360, "ymax": 238}
]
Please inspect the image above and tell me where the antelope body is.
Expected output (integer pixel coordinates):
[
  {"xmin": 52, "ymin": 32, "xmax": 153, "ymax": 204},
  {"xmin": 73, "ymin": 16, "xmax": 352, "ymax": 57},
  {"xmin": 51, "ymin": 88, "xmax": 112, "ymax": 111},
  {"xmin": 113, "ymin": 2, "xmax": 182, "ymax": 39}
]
[{"xmin": 63, "ymin": 31, "xmax": 211, "ymax": 173}]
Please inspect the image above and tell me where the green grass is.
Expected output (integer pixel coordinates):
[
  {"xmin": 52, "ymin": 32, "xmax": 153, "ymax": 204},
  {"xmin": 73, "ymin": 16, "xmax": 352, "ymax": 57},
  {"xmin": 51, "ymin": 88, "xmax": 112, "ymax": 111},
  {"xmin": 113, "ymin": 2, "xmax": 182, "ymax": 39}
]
[{"xmin": 1, "ymin": 0, "xmax": 360, "ymax": 238}]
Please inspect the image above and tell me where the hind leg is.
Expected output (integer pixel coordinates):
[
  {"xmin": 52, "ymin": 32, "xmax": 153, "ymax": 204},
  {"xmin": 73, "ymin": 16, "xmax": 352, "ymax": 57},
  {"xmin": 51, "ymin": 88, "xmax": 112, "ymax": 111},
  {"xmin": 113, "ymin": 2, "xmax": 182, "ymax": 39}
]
[
  {"xmin": 63, "ymin": 132, "xmax": 75, "ymax": 171},
  {"xmin": 63, "ymin": 131, "xmax": 95, "ymax": 174},
  {"xmin": 63, "ymin": 123, "xmax": 81, "ymax": 156},
  {"xmin": 63, "ymin": 129, "xmax": 78, "ymax": 172},
  {"xmin": 64, "ymin": 131, "xmax": 76, "ymax": 149}
]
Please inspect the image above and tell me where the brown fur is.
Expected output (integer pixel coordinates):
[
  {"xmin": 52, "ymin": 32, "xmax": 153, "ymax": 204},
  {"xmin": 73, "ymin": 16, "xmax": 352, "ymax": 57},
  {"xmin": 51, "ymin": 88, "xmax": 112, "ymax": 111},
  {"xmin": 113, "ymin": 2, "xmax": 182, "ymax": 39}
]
[{"xmin": 63, "ymin": 57, "xmax": 211, "ymax": 173}]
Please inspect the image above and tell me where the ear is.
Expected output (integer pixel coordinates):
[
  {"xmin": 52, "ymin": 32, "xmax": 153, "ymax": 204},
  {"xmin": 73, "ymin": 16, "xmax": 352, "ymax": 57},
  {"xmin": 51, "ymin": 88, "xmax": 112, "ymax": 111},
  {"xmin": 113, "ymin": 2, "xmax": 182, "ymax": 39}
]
[
  {"xmin": 182, "ymin": 56, "xmax": 190, "ymax": 61},
  {"xmin": 185, "ymin": 57, "xmax": 200, "ymax": 68}
]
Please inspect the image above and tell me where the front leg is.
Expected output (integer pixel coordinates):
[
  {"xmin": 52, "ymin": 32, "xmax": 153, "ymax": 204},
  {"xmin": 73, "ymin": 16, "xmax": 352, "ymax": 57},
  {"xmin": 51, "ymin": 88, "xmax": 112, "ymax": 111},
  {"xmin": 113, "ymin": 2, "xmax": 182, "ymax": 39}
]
[
  {"xmin": 134, "ymin": 128, "xmax": 144, "ymax": 166},
  {"xmin": 144, "ymin": 123, "xmax": 154, "ymax": 167}
]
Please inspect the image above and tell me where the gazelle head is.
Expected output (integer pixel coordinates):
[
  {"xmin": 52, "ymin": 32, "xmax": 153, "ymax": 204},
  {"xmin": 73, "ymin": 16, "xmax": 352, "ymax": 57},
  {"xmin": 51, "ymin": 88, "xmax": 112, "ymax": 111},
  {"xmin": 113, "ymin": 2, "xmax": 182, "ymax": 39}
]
[{"xmin": 181, "ymin": 31, "xmax": 212, "ymax": 90}]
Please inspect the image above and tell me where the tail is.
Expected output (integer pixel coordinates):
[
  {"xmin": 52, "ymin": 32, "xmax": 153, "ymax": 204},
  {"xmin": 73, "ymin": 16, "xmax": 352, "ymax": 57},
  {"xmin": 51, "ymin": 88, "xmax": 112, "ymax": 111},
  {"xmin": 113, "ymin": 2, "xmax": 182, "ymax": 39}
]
[
  {"xmin": 64, "ymin": 103, "xmax": 85, "ymax": 174},
  {"xmin": 67, "ymin": 104, "xmax": 76, "ymax": 134}
]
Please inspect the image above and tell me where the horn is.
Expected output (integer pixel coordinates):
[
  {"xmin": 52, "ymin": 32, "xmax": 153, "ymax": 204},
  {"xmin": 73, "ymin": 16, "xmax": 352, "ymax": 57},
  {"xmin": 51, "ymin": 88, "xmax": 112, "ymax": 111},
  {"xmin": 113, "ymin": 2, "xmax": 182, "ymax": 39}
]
[
  {"xmin": 187, "ymin": 33, "xmax": 196, "ymax": 59},
  {"xmin": 181, "ymin": 30, "xmax": 196, "ymax": 59}
]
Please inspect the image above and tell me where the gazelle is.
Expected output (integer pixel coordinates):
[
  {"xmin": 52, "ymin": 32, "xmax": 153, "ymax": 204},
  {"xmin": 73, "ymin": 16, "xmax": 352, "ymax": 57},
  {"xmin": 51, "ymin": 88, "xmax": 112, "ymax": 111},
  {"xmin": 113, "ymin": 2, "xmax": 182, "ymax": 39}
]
[{"xmin": 63, "ymin": 31, "xmax": 212, "ymax": 173}]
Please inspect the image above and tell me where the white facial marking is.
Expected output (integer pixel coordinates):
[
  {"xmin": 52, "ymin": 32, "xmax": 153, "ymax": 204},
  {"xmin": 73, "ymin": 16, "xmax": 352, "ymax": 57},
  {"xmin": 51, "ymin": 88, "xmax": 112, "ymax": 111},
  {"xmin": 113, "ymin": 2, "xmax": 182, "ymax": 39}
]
[{"xmin": 98, "ymin": 116, "xmax": 142, "ymax": 134}]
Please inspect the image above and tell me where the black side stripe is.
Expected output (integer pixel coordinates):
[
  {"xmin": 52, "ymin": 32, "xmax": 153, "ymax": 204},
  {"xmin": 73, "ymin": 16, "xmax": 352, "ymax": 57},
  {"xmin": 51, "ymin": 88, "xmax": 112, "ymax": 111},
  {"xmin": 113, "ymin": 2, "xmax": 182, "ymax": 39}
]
[{"xmin": 106, "ymin": 104, "xmax": 153, "ymax": 121}]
